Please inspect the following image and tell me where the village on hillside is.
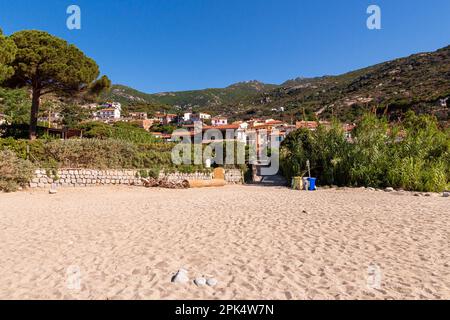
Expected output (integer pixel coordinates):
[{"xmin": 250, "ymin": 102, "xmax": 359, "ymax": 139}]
[{"xmin": 27, "ymin": 100, "xmax": 356, "ymax": 144}]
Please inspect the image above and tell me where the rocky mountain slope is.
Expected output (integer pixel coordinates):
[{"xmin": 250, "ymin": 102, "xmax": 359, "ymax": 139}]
[{"xmin": 102, "ymin": 45, "xmax": 450, "ymax": 122}]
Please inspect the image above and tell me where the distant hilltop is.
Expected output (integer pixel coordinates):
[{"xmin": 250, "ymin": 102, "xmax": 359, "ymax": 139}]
[{"xmin": 102, "ymin": 45, "xmax": 450, "ymax": 123}]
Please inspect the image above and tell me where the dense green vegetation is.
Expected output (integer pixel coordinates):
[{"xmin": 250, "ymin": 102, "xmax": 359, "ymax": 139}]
[
  {"xmin": 0, "ymin": 28, "xmax": 17, "ymax": 83},
  {"xmin": 0, "ymin": 148, "xmax": 34, "ymax": 192},
  {"xmin": 0, "ymin": 87, "xmax": 30, "ymax": 124},
  {"xmin": 76, "ymin": 121, "xmax": 160, "ymax": 144},
  {"xmin": 280, "ymin": 112, "xmax": 450, "ymax": 192},
  {"xmin": 149, "ymin": 123, "xmax": 178, "ymax": 134},
  {"xmin": 102, "ymin": 81, "xmax": 278, "ymax": 112},
  {"xmin": 0, "ymin": 136, "xmax": 197, "ymax": 171},
  {"xmin": 0, "ymin": 134, "xmax": 220, "ymax": 189}
]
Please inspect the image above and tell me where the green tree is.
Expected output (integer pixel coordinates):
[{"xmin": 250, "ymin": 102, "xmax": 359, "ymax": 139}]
[
  {"xmin": 0, "ymin": 88, "xmax": 30, "ymax": 124},
  {"xmin": 88, "ymin": 75, "xmax": 111, "ymax": 96},
  {"xmin": 60, "ymin": 103, "xmax": 90, "ymax": 128},
  {"xmin": 6, "ymin": 30, "xmax": 109, "ymax": 139},
  {"xmin": 0, "ymin": 28, "xmax": 17, "ymax": 83}
]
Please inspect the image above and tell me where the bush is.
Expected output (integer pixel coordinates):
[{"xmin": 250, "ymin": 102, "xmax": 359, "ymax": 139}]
[
  {"xmin": 280, "ymin": 113, "xmax": 450, "ymax": 192},
  {"xmin": 0, "ymin": 149, "xmax": 34, "ymax": 192},
  {"xmin": 44, "ymin": 138, "xmax": 139, "ymax": 169},
  {"xmin": 76, "ymin": 121, "xmax": 160, "ymax": 144},
  {"xmin": 280, "ymin": 121, "xmax": 352, "ymax": 186},
  {"xmin": 0, "ymin": 137, "xmax": 218, "ymax": 176}
]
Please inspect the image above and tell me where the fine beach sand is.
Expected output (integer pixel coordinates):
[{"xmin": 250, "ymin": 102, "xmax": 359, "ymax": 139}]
[{"xmin": 0, "ymin": 185, "xmax": 448, "ymax": 300}]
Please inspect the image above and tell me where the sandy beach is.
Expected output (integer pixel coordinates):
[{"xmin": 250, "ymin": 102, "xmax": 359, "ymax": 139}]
[{"xmin": 0, "ymin": 185, "xmax": 448, "ymax": 300}]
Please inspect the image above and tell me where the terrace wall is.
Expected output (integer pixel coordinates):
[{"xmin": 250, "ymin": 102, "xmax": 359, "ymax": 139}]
[{"xmin": 29, "ymin": 168, "xmax": 243, "ymax": 188}]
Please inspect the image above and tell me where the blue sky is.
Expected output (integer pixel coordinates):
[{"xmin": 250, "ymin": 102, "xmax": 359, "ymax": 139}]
[{"xmin": 0, "ymin": 0, "xmax": 449, "ymax": 93}]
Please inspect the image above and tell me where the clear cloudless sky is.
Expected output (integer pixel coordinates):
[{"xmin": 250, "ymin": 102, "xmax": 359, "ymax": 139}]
[{"xmin": 0, "ymin": 0, "xmax": 449, "ymax": 93}]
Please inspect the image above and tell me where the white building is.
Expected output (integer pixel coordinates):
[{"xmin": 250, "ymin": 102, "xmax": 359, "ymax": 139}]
[
  {"xmin": 99, "ymin": 102, "xmax": 122, "ymax": 112},
  {"xmin": 236, "ymin": 122, "xmax": 248, "ymax": 143},
  {"xmin": 183, "ymin": 112, "xmax": 211, "ymax": 123},
  {"xmin": 199, "ymin": 112, "xmax": 211, "ymax": 120},
  {"xmin": 212, "ymin": 116, "xmax": 228, "ymax": 126},
  {"xmin": 183, "ymin": 112, "xmax": 192, "ymax": 122},
  {"xmin": 94, "ymin": 102, "xmax": 122, "ymax": 121},
  {"xmin": 109, "ymin": 102, "xmax": 122, "ymax": 111},
  {"xmin": 96, "ymin": 108, "xmax": 121, "ymax": 120}
]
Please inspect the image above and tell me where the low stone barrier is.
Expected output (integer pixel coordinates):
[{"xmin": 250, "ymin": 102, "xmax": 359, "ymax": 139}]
[
  {"xmin": 224, "ymin": 169, "xmax": 243, "ymax": 184},
  {"xmin": 29, "ymin": 168, "xmax": 243, "ymax": 188}
]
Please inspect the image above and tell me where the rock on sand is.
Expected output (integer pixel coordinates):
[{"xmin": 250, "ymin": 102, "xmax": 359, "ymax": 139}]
[{"xmin": 171, "ymin": 269, "xmax": 189, "ymax": 284}]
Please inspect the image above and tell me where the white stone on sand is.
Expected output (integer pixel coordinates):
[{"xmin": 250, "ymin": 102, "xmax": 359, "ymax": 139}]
[
  {"xmin": 206, "ymin": 278, "xmax": 218, "ymax": 287},
  {"xmin": 171, "ymin": 269, "xmax": 189, "ymax": 284},
  {"xmin": 194, "ymin": 277, "xmax": 207, "ymax": 287}
]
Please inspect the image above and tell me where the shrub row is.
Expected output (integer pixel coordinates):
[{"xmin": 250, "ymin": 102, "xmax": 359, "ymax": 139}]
[{"xmin": 280, "ymin": 112, "xmax": 450, "ymax": 192}]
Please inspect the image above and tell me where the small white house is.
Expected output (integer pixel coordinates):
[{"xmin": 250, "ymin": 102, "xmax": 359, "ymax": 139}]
[
  {"xmin": 211, "ymin": 116, "xmax": 228, "ymax": 126},
  {"xmin": 97, "ymin": 108, "xmax": 121, "ymax": 120},
  {"xmin": 199, "ymin": 112, "xmax": 211, "ymax": 120},
  {"xmin": 184, "ymin": 112, "xmax": 211, "ymax": 123}
]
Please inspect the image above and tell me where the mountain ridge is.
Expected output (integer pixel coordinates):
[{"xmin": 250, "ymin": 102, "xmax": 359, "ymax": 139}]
[{"xmin": 102, "ymin": 45, "xmax": 450, "ymax": 122}]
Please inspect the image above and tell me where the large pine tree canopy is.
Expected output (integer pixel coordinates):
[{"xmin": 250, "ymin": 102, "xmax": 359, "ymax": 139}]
[
  {"xmin": 0, "ymin": 29, "xmax": 110, "ymax": 139},
  {"xmin": 0, "ymin": 28, "xmax": 17, "ymax": 83},
  {"xmin": 8, "ymin": 30, "xmax": 100, "ymax": 94}
]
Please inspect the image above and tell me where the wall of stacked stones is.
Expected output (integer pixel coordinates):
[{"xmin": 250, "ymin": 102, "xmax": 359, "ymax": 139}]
[
  {"xmin": 224, "ymin": 169, "xmax": 243, "ymax": 184},
  {"xmin": 30, "ymin": 168, "xmax": 243, "ymax": 188}
]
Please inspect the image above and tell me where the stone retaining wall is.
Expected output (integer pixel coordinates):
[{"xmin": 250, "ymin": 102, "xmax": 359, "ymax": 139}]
[
  {"xmin": 29, "ymin": 168, "xmax": 242, "ymax": 188},
  {"xmin": 224, "ymin": 169, "xmax": 243, "ymax": 184}
]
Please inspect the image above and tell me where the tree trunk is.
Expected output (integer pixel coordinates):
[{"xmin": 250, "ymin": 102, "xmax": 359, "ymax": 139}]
[{"xmin": 29, "ymin": 88, "xmax": 40, "ymax": 140}]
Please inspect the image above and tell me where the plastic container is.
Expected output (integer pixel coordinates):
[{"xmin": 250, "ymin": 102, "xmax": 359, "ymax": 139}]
[
  {"xmin": 302, "ymin": 177, "xmax": 309, "ymax": 190},
  {"xmin": 292, "ymin": 177, "xmax": 303, "ymax": 190},
  {"xmin": 307, "ymin": 177, "xmax": 316, "ymax": 191}
]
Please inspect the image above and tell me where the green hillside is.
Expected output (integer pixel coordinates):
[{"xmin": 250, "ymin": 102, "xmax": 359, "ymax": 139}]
[
  {"xmin": 101, "ymin": 80, "xmax": 278, "ymax": 112},
  {"xmin": 102, "ymin": 45, "xmax": 450, "ymax": 122},
  {"xmin": 245, "ymin": 45, "xmax": 450, "ymax": 122}
]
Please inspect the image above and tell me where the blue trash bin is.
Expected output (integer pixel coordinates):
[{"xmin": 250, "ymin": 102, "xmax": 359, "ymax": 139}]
[{"xmin": 307, "ymin": 177, "xmax": 316, "ymax": 191}]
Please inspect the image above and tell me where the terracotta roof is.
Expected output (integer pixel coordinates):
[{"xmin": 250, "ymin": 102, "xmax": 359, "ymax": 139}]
[
  {"xmin": 171, "ymin": 131, "xmax": 195, "ymax": 137},
  {"xmin": 204, "ymin": 124, "xmax": 240, "ymax": 130},
  {"xmin": 265, "ymin": 120, "xmax": 284, "ymax": 125},
  {"xmin": 296, "ymin": 121, "xmax": 331, "ymax": 129}
]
